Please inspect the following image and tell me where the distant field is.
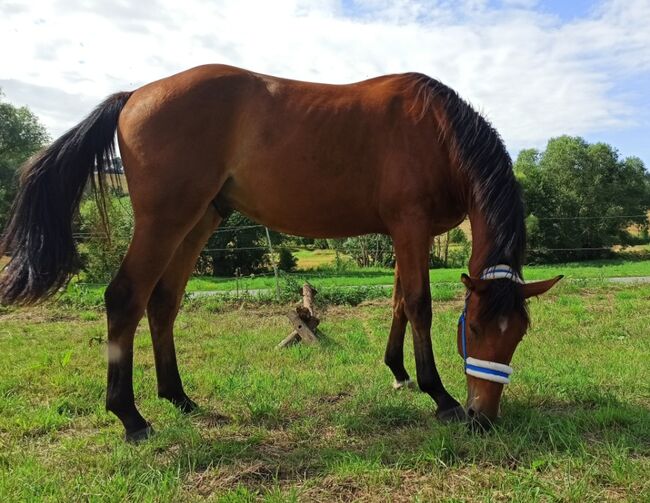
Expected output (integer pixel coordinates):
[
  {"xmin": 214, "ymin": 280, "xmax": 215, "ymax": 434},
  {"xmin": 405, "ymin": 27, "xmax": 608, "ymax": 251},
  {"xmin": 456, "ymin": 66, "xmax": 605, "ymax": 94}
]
[
  {"xmin": 293, "ymin": 249, "xmax": 340, "ymax": 270},
  {"xmin": 58, "ymin": 260, "xmax": 650, "ymax": 308},
  {"xmin": 0, "ymin": 279, "xmax": 648, "ymax": 501}
]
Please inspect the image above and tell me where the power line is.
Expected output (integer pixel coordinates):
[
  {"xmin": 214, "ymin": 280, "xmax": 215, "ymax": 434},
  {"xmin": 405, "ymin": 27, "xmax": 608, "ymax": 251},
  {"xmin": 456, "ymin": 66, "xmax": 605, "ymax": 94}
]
[{"xmin": 534, "ymin": 214, "xmax": 648, "ymax": 221}]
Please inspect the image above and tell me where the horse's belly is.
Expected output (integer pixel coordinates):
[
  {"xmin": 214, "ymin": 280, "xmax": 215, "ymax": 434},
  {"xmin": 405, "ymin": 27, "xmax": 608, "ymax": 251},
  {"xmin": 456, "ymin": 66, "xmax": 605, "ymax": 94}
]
[{"xmin": 222, "ymin": 168, "xmax": 385, "ymax": 238}]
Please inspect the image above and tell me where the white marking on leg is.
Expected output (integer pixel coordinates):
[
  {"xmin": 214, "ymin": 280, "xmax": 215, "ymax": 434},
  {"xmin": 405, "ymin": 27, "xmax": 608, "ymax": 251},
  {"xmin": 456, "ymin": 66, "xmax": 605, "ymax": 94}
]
[
  {"xmin": 107, "ymin": 342, "xmax": 122, "ymax": 363},
  {"xmin": 498, "ymin": 316, "xmax": 509, "ymax": 334},
  {"xmin": 393, "ymin": 379, "xmax": 415, "ymax": 390}
]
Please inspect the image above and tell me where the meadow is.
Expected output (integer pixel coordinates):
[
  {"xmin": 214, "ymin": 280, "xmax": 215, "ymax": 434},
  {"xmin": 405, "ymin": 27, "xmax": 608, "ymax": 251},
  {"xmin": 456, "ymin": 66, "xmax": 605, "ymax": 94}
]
[
  {"xmin": 186, "ymin": 258, "xmax": 650, "ymax": 292},
  {"xmin": 0, "ymin": 266, "xmax": 648, "ymax": 501},
  {"xmin": 60, "ymin": 258, "xmax": 650, "ymax": 309}
]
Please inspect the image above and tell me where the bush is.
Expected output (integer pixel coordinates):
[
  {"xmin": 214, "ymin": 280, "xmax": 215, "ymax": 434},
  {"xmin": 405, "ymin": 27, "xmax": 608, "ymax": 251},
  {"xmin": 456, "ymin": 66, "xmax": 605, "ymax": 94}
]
[
  {"xmin": 277, "ymin": 247, "xmax": 297, "ymax": 272},
  {"xmin": 448, "ymin": 227, "xmax": 467, "ymax": 244},
  {"xmin": 198, "ymin": 212, "xmax": 282, "ymax": 277},
  {"xmin": 77, "ymin": 196, "xmax": 133, "ymax": 282},
  {"xmin": 342, "ymin": 234, "xmax": 394, "ymax": 268}
]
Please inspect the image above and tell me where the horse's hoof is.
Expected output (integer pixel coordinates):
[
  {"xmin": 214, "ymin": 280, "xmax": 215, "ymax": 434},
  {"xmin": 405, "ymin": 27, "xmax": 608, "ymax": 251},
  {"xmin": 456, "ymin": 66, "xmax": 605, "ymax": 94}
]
[
  {"xmin": 392, "ymin": 379, "xmax": 416, "ymax": 391},
  {"xmin": 435, "ymin": 405, "xmax": 467, "ymax": 423},
  {"xmin": 175, "ymin": 397, "xmax": 199, "ymax": 414},
  {"xmin": 125, "ymin": 424, "xmax": 154, "ymax": 443}
]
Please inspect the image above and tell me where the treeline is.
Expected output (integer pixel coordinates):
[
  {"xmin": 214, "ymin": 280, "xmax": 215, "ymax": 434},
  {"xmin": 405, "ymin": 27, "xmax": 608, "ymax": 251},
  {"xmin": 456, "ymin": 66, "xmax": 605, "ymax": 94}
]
[
  {"xmin": 53, "ymin": 135, "xmax": 650, "ymax": 279},
  {"xmin": 1, "ymin": 92, "xmax": 649, "ymax": 280},
  {"xmin": 516, "ymin": 136, "xmax": 650, "ymax": 262}
]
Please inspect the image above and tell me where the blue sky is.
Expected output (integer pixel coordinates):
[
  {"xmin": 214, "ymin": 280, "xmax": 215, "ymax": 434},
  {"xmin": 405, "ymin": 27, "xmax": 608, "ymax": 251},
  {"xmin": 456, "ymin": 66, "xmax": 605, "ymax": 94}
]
[
  {"xmin": 1, "ymin": 0, "xmax": 649, "ymax": 168},
  {"xmin": 524, "ymin": 0, "xmax": 597, "ymax": 21}
]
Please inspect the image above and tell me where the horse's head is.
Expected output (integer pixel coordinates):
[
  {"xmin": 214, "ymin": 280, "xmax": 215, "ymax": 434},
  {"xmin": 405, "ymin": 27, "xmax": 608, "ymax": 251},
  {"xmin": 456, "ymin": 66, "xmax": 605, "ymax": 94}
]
[{"xmin": 458, "ymin": 266, "xmax": 562, "ymax": 429}]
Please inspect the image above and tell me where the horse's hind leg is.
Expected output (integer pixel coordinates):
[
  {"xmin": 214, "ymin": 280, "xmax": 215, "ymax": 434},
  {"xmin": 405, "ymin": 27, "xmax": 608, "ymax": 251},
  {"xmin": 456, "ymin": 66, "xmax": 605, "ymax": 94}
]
[
  {"xmin": 104, "ymin": 204, "xmax": 208, "ymax": 442},
  {"xmin": 147, "ymin": 206, "xmax": 221, "ymax": 412},
  {"xmin": 385, "ymin": 265, "xmax": 413, "ymax": 389}
]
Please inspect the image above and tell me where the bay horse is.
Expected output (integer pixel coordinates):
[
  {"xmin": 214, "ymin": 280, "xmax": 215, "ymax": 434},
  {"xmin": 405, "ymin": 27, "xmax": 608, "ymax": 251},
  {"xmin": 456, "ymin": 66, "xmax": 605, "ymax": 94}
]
[{"xmin": 0, "ymin": 64, "xmax": 561, "ymax": 440}]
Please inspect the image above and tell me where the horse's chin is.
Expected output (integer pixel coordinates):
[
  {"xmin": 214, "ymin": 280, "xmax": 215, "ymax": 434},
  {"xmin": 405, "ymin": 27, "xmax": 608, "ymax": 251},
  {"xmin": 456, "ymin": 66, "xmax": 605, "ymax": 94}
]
[{"xmin": 465, "ymin": 379, "xmax": 503, "ymax": 430}]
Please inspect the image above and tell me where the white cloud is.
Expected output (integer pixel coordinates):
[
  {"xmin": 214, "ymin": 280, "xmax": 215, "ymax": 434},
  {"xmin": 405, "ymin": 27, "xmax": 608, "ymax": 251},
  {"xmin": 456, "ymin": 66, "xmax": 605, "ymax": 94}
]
[{"xmin": 1, "ymin": 0, "xmax": 648, "ymax": 153}]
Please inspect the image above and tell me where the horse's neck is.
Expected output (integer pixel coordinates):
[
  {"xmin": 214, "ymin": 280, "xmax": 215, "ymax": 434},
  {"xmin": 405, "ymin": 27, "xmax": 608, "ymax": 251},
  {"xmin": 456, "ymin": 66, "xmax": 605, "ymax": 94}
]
[{"xmin": 467, "ymin": 206, "xmax": 493, "ymax": 277}]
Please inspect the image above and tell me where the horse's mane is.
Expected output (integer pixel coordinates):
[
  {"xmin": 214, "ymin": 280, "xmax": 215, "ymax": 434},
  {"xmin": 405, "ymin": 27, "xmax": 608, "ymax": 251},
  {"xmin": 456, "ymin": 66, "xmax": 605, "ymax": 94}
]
[{"xmin": 407, "ymin": 73, "xmax": 528, "ymax": 324}]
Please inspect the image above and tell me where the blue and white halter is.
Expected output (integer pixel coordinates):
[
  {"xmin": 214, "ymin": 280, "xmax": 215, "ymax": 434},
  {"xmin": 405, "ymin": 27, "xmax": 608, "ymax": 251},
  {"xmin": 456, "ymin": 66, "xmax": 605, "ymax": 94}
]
[{"xmin": 459, "ymin": 264, "xmax": 523, "ymax": 385}]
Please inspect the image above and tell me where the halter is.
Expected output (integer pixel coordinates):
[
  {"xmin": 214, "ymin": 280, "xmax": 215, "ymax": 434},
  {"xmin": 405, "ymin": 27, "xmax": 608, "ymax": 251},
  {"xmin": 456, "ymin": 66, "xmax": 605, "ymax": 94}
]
[{"xmin": 459, "ymin": 264, "xmax": 523, "ymax": 385}]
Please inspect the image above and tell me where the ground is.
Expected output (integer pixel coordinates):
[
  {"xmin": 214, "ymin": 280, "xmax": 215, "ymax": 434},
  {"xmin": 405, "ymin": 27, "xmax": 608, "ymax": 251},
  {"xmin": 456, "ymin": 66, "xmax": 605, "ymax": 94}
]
[{"xmin": 0, "ymin": 275, "xmax": 648, "ymax": 501}]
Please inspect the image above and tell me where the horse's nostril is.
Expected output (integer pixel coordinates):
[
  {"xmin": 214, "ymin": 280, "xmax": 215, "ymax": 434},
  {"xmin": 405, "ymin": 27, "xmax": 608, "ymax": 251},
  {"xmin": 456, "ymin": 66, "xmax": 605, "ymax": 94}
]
[{"xmin": 467, "ymin": 407, "xmax": 476, "ymax": 418}]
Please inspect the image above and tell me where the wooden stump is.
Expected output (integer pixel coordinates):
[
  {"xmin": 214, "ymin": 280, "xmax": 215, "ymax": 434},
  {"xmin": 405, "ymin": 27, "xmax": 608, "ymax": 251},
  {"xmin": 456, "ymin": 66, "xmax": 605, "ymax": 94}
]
[{"xmin": 277, "ymin": 283, "xmax": 320, "ymax": 348}]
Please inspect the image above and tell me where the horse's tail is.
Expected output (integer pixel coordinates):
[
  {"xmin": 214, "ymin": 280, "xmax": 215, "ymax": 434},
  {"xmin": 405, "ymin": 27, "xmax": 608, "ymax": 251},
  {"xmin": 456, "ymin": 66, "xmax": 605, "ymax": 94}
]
[{"xmin": 0, "ymin": 91, "xmax": 132, "ymax": 305}]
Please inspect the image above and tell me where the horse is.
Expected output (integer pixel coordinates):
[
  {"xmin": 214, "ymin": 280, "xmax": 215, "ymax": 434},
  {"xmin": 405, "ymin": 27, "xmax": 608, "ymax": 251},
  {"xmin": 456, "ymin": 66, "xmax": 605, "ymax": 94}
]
[{"xmin": 0, "ymin": 64, "xmax": 561, "ymax": 441}]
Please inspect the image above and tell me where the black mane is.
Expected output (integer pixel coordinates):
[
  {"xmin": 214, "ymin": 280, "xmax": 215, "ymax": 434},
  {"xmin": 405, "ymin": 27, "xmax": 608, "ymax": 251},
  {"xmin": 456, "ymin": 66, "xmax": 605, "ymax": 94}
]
[{"xmin": 409, "ymin": 73, "xmax": 528, "ymax": 323}]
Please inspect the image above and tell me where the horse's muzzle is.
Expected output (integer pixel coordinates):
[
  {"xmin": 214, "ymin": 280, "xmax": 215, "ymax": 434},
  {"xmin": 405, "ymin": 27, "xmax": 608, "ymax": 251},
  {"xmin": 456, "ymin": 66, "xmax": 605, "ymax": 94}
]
[
  {"xmin": 465, "ymin": 377, "xmax": 503, "ymax": 430},
  {"xmin": 466, "ymin": 406, "xmax": 496, "ymax": 431}
]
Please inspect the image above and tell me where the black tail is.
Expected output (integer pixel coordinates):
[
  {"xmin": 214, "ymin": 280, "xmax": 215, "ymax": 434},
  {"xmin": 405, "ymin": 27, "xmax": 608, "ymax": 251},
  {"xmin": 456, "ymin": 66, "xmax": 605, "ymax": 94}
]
[{"xmin": 0, "ymin": 92, "xmax": 132, "ymax": 305}]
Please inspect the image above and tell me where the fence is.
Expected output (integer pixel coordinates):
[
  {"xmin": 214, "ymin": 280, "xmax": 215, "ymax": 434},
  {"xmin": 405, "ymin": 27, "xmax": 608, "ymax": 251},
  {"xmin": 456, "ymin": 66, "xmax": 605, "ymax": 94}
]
[{"xmin": 68, "ymin": 213, "xmax": 650, "ymax": 296}]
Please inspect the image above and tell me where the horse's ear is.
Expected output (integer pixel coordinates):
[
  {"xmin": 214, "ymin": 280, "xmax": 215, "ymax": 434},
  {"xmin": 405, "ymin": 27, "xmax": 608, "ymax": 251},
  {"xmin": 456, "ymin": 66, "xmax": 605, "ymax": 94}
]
[
  {"xmin": 460, "ymin": 274, "xmax": 490, "ymax": 293},
  {"xmin": 520, "ymin": 275, "xmax": 563, "ymax": 299}
]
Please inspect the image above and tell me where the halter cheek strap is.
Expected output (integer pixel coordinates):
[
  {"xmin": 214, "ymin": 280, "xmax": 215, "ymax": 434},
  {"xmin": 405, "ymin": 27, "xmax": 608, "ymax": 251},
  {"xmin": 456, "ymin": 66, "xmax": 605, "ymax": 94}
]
[{"xmin": 459, "ymin": 264, "xmax": 520, "ymax": 385}]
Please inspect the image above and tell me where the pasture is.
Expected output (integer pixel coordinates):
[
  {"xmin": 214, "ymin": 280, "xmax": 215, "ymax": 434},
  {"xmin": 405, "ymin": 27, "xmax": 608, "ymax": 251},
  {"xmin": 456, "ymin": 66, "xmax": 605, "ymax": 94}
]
[
  {"xmin": 185, "ymin": 258, "xmax": 650, "ymax": 292},
  {"xmin": 0, "ymin": 272, "xmax": 648, "ymax": 501}
]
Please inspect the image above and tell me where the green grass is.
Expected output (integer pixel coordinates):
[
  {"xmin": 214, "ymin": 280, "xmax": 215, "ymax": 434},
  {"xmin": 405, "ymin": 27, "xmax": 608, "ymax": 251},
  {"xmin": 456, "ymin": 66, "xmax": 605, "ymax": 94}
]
[
  {"xmin": 185, "ymin": 258, "xmax": 650, "ymax": 293},
  {"xmin": 292, "ymin": 249, "xmax": 340, "ymax": 270},
  {"xmin": 0, "ymin": 279, "xmax": 648, "ymax": 501},
  {"xmin": 52, "ymin": 258, "xmax": 650, "ymax": 310}
]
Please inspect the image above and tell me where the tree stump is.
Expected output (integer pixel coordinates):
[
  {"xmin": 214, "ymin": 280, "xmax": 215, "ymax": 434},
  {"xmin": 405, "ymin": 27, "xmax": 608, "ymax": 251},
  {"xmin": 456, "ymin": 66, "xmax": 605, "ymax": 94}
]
[{"xmin": 277, "ymin": 283, "xmax": 320, "ymax": 348}]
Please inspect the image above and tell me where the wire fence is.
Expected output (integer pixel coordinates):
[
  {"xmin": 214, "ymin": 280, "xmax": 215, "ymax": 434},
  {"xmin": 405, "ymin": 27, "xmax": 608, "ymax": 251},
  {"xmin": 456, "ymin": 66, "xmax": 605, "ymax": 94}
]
[{"xmin": 65, "ymin": 212, "xmax": 650, "ymax": 291}]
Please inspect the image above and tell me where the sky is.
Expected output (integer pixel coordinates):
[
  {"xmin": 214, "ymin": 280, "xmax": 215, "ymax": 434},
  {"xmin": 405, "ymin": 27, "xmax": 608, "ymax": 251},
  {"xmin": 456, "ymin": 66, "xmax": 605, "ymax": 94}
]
[{"xmin": 1, "ymin": 0, "xmax": 649, "ymax": 167}]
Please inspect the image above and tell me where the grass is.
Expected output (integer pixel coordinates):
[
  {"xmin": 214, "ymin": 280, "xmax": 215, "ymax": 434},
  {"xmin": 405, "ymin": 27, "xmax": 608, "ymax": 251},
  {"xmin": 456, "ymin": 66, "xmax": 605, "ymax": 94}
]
[
  {"xmin": 188, "ymin": 260, "xmax": 650, "ymax": 291},
  {"xmin": 50, "ymin": 258, "xmax": 650, "ymax": 309},
  {"xmin": 292, "ymin": 249, "xmax": 340, "ymax": 270},
  {"xmin": 187, "ymin": 258, "xmax": 650, "ymax": 293},
  {"xmin": 0, "ymin": 278, "xmax": 648, "ymax": 501}
]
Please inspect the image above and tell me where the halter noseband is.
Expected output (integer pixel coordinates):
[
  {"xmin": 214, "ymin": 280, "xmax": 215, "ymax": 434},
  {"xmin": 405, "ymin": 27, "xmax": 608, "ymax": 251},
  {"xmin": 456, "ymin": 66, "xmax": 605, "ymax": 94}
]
[{"xmin": 459, "ymin": 264, "xmax": 523, "ymax": 385}]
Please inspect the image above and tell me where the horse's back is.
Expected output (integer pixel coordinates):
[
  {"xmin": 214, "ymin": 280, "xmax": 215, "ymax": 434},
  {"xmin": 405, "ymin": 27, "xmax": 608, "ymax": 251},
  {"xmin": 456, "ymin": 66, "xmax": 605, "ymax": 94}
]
[{"xmin": 117, "ymin": 65, "xmax": 450, "ymax": 237}]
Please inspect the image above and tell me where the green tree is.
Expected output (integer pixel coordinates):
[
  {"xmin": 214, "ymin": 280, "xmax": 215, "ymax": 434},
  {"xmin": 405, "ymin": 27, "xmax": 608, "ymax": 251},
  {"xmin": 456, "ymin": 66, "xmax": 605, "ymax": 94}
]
[
  {"xmin": 277, "ymin": 247, "xmax": 297, "ymax": 272},
  {"xmin": 0, "ymin": 91, "xmax": 49, "ymax": 229},
  {"xmin": 342, "ymin": 234, "xmax": 394, "ymax": 268},
  {"xmin": 515, "ymin": 136, "xmax": 650, "ymax": 262},
  {"xmin": 78, "ymin": 197, "xmax": 134, "ymax": 282},
  {"xmin": 197, "ymin": 212, "xmax": 285, "ymax": 276}
]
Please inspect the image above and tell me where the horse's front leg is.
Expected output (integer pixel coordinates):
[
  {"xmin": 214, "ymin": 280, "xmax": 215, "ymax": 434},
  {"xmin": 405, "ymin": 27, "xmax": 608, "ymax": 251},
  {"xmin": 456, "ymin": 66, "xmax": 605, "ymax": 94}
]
[{"xmin": 391, "ymin": 223, "xmax": 465, "ymax": 422}]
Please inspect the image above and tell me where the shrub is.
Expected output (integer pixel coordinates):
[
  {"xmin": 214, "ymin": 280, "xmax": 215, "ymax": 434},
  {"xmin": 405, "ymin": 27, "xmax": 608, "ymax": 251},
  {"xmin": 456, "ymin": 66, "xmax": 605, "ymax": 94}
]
[
  {"xmin": 277, "ymin": 247, "xmax": 297, "ymax": 272},
  {"xmin": 77, "ymin": 196, "xmax": 133, "ymax": 282},
  {"xmin": 342, "ymin": 234, "xmax": 394, "ymax": 268}
]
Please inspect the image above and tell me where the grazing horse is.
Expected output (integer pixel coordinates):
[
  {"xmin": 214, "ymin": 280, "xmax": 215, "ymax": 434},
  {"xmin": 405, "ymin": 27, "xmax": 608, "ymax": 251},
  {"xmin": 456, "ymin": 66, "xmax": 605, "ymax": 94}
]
[{"xmin": 0, "ymin": 65, "xmax": 561, "ymax": 440}]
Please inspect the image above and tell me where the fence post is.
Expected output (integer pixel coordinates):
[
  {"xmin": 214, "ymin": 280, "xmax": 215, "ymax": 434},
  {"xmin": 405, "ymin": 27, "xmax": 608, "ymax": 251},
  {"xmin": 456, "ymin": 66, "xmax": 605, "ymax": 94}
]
[{"xmin": 265, "ymin": 227, "xmax": 281, "ymax": 301}]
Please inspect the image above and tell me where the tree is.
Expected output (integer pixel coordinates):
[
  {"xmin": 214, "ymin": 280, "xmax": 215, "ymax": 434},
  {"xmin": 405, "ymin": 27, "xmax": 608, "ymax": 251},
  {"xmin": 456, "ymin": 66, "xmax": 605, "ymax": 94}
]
[
  {"xmin": 515, "ymin": 136, "xmax": 650, "ymax": 262},
  {"xmin": 197, "ymin": 212, "xmax": 285, "ymax": 277},
  {"xmin": 0, "ymin": 91, "xmax": 49, "ymax": 229},
  {"xmin": 277, "ymin": 247, "xmax": 297, "ymax": 272},
  {"xmin": 78, "ymin": 196, "xmax": 134, "ymax": 282},
  {"xmin": 342, "ymin": 234, "xmax": 394, "ymax": 268}
]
